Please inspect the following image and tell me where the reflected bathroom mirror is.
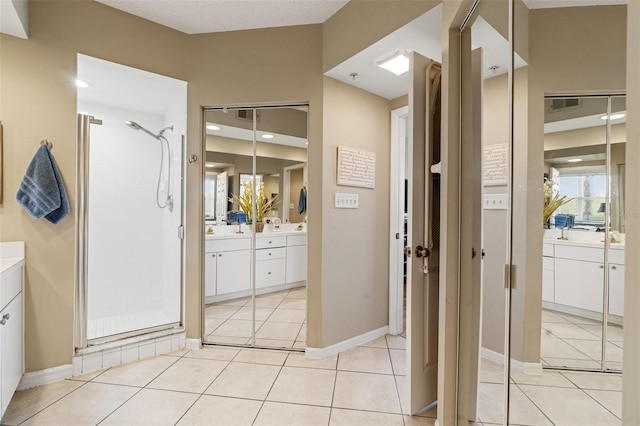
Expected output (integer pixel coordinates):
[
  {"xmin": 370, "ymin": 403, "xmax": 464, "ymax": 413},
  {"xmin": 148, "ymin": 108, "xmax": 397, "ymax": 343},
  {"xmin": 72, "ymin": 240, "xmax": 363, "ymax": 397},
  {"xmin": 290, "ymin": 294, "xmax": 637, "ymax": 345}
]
[{"xmin": 202, "ymin": 105, "xmax": 308, "ymax": 349}]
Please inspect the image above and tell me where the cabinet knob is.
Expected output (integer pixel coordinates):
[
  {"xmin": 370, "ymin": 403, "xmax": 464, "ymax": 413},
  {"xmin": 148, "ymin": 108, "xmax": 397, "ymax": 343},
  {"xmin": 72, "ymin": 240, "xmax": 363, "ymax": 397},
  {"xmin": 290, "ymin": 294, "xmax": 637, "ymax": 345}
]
[
  {"xmin": 0, "ymin": 313, "xmax": 9, "ymax": 325},
  {"xmin": 268, "ymin": 253, "xmax": 272, "ymax": 256},
  {"xmin": 268, "ymin": 272, "xmax": 272, "ymax": 275},
  {"xmin": 612, "ymin": 265, "xmax": 617, "ymax": 270},
  {"xmin": 218, "ymin": 254, "xmax": 222, "ymax": 257},
  {"xmin": 599, "ymin": 265, "xmax": 605, "ymax": 269}
]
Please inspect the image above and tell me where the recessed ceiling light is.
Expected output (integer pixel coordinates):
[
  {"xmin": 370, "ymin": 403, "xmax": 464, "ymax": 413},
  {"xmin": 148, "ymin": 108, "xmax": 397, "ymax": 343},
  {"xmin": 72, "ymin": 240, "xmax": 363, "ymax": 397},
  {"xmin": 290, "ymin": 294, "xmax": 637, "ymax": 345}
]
[
  {"xmin": 262, "ymin": 134, "xmax": 274, "ymax": 139},
  {"xmin": 376, "ymin": 51, "xmax": 410, "ymax": 76},
  {"xmin": 206, "ymin": 124, "xmax": 221, "ymax": 131},
  {"xmin": 206, "ymin": 164, "xmax": 216, "ymax": 168},
  {"xmin": 600, "ymin": 113, "xmax": 625, "ymax": 120},
  {"xmin": 75, "ymin": 79, "xmax": 90, "ymax": 88},
  {"xmin": 567, "ymin": 158, "xmax": 583, "ymax": 163}
]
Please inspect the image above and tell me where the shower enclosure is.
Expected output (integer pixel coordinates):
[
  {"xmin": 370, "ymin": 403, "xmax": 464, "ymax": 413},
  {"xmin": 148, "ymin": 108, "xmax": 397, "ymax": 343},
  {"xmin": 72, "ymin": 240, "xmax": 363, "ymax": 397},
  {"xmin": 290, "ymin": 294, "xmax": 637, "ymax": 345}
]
[{"xmin": 75, "ymin": 111, "xmax": 185, "ymax": 347}]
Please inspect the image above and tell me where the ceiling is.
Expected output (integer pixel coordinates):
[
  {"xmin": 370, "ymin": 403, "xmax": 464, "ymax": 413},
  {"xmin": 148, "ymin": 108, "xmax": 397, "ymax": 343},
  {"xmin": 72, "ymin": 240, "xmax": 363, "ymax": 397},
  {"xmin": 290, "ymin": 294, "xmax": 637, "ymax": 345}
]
[
  {"xmin": 522, "ymin": 0, "xmax": 626, "ymax": 8},
  {"xmin": 96, "ymin": 0, "xmax": 348, "ymax": 34}
]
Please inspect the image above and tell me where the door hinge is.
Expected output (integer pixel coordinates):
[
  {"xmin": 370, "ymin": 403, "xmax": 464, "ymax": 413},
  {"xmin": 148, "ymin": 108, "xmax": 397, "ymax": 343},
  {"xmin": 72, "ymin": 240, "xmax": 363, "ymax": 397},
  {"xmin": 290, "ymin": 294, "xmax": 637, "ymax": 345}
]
[{"xmin": 178, "ymin": 225, "xmax": 185, "ymax": 240}]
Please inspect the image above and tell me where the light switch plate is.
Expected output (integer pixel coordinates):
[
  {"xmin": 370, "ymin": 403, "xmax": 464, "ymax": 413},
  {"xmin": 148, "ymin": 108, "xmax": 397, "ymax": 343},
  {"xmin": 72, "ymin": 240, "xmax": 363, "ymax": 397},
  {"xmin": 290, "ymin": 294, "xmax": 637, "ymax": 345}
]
[
  {"xmin": 335, "ymin": 193, "xmax": 358, "ymax": 209},
  {"xmin": 483, "ymin": 194, "xmax": 508, "ymax": 210}
]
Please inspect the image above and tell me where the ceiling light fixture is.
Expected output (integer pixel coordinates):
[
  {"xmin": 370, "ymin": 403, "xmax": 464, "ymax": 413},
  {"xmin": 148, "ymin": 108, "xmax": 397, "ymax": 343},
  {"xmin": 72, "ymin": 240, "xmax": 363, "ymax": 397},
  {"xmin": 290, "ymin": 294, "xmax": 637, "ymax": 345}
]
[
  {"xmin": 600, "ymin": 113, "xmax": 625, "ymax": 120},
  {"xmin": 376, "ymin": 51, "xmax": 410, "ymax": 76},
  {"xmin": 75, "ymin": 79, "xmax": 90, "ymax": 88},
  {"xmin": 262, "ymin": 134, "xmax": 274, "ymax": 139},
  {"xmin": 206, "ymin": 164, "xmax": 216, "ymax": 168},
  {"xmin": 206, "ymin": 124, "xmax": 221, "ymax": 131},
  {"xmin": 567, "ymin": 158, "xmax": 583, "ymax": 163}
]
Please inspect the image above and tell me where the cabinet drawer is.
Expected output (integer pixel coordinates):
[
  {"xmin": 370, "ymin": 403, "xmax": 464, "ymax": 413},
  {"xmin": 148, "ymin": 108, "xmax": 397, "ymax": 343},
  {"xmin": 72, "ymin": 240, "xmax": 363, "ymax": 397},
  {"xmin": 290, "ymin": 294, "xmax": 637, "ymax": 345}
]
[
  {"xmin": 0, "ymin": 265, "xmax": 22, "ymax": 310},
  {"xmin": 543, "ymin": 243, "xmax": 554, "ymax": 257},
  {"xmin": 542, "ymin": 256, "xmax": 554, "ymax": 271},
  {"xmin": 256, "ymin": 236, "xmax": 286, "ymax": 249},
  {"xmin": 256, "ymin": 259, "xmax": 286, "ymax": 288},
  {"xmin": 554, "ymin": 244, "xmax": 603, "ymax": 263},
  {"xmin": 609, "ymin": 248, "xmax": 624, "ymax": 265},
  {"xmin": 256, "ymin": 247, "xmax": 286, "ymax": 261},
  {"xmin": 205, "ymin": 238, "xmax": 251, "ymax": 253},
  {"xmin": 287, "ymin": 234, "xmax": 308, "ymax": 247}
]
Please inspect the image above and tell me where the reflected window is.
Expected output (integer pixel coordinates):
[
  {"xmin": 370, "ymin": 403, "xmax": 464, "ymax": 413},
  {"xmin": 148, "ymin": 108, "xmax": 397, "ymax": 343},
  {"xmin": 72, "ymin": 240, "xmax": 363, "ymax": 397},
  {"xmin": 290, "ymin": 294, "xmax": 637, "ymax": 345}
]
[{"xmin": 557, "ymin": 168, "xmax": 606, "ymax": 225}]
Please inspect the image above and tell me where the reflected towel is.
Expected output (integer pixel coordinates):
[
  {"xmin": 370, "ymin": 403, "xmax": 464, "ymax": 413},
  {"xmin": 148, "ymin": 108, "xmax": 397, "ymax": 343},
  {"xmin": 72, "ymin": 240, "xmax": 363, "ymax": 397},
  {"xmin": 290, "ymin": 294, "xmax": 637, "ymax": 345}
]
[
  {"xmin": 298, "ymin": 186, "xmax": 307, "ymax": 215},
  {"xmin": 16, "ymin": 145, "xmax": 70, "ymax": 224}
]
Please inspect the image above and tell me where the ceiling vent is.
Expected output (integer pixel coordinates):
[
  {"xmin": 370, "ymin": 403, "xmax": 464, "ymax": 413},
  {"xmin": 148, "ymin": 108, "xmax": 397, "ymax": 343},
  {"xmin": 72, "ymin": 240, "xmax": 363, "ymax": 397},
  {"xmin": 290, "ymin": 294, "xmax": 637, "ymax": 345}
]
[
  {"xmin": 548, "ymin": 98, "xmax": 581, "ymax": 113},
  {"xmin": 236, "ymin": 109, "xmax": 258, "ymax": 122}
]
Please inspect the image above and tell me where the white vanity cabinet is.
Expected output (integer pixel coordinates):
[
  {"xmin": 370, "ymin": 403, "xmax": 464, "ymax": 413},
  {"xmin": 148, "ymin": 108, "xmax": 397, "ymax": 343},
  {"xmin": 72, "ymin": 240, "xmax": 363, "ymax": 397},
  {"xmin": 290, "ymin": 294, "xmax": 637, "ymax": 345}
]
[
  {"xmin": 204, "ymin": 238, "xmax": 251, "ymax": 302},
  {"xmin": 542, "ymin": 243, "xmax": 554, "ymax": 303},
  {"xmin": 554, "ymin": 258, "xmax": 605, "ymax": 313},
  {"xmin": 286, "ymin": 234, "xmax": 307, "ymax": 284},
  {"xmin": 0, "ymin": 242, "xmax": 25, "ymax": 419},
  {"xmin": 256, "ymin": 236, "xmax": 286, "ymax": 289},
  {"xmin": 608, "ymin": 263, "xmax": 624, "ymax": 317}
]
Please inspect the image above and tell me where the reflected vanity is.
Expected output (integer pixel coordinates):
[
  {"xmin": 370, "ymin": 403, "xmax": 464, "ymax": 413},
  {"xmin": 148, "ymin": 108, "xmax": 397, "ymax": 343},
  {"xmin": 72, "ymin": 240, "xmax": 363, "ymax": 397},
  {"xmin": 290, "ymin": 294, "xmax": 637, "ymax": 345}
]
[{"xmin": 202, "ymin": 106, "xmax": 308, "ymax": 349}]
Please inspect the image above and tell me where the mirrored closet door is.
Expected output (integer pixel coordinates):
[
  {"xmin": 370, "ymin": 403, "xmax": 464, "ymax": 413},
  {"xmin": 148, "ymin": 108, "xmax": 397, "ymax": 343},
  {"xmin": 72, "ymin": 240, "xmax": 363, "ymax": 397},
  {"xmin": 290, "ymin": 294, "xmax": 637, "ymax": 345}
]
[{"xmin": 202, "ymin": 105, "xmax": 308, "ymax": 350}]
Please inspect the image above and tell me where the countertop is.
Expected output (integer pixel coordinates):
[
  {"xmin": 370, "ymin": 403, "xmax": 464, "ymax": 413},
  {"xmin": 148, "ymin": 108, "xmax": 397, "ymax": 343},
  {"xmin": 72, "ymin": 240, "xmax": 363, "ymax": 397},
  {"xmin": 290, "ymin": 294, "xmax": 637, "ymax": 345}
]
[
  {"xmin": 205, "ymin": 229, "xmax": 307, "ymax": 240},
  {"xmin": 543, "ymin": 238, "xmax": 624, "ymax": 249},
  {"xmin": 0, "ymin": 241, "xmax": 25, "ymax": 274}
]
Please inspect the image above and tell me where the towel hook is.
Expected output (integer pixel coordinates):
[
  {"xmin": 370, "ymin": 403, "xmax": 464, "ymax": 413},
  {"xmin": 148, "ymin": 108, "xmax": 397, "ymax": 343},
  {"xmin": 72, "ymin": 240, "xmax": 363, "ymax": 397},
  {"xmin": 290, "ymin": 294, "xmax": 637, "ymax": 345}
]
[{"xmin": 40, "ymin": 139, "xmax": 53, "ymax": 149}]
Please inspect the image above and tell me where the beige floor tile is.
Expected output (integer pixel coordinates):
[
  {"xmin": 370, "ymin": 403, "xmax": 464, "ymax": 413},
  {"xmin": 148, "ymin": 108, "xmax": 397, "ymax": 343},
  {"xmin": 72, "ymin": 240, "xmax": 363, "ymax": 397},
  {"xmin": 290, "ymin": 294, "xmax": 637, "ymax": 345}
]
[
  {"xmin": 543, "ymin": 357, "xmax": 601, "ymax": 369},
  {"xmin": 403, "ymin": 415, "xmax": 437, "ymax": 425},
  {"xmin": 338, "ymin": 346, "xmax": 393, "ymax": 375},
  {"xmin": 359, "ymin": 336, "xmax": 388, "ymax": 348},
  {"xmin": 562, "ymin": 313, "xmax": 600, "ymax": 326},
  {"xmin": 233, "ymin": 348, "xmax": 289, "ymax": 365},
  {"xmin": 183, "ymin": 346, "xmax": 240, "ymax": 361},
  {"xmin": 205, "ymin": 362, "xmax": 281, "ymax": 400},
  {"xmin": 285, "ymin": 352, "xmax": 337, "ymax": 370},
  {"xmin": 100, "ymin": 388, "xmax": 198, "ymax": 426},
  {"xmin": 204, "ymin": 317, "xmax": 225, "ymax": 334},
  {"xmin": 395, "ymin": 375, "xmax": 409, "ymax": 414},
  {"xmin": 256, "ymin": 321, "xmax": 302, "ymax": 341},
  {"xmin": 20, "ymin": 382, "xmax": 139, "ymax": 426},
  {"xmin": 176, "ymin": 395, "xmax": 262, "ymax": 426},
  {"xmin": 286, "ymin": 287, "xmax": 307, "ymax": 298},
  {"xmin": 544, "ymin": 323, "xmax": 601, "ymax": 340},
  {"xmin": 542, "ymin": 310, "xmax": 571, "ymax": 323},
  {"xmin": 254, "ymin": 297, "xmax": 285, "ymax": 309},
  {"xmin": 386, "ymin": 335, "xmax": 407, "ymax": 350},
  {"xmin": 329, "ymin": 408, "xmax": 404, "ymax": 425},
  {"xmin": 333, "ymin": 371, "xmax": 402, "ymax": 414},
  {"xmin": 561, "ymin": 371, "xmax": 622, "ymax": 391},
  {"xmin": 580, "ymin": 324, "xmax": 624, "ymax": 341},
  {"xmin": 147, "ymin": 357, "xmax": 228, "ymax": 393},
  {"xmin": 163, "ymin": 348, "xmax": 189, "ymax": 357},
  {"xmin": 567, "ymin": 339, "xmax": 624, "ymax": 362},
  {"xmin": 1, "ymin": 380, "xmax": 84, "ymax": 426},
  {"xmin": 92, "ymin": 355, "xmax": 178, "ymax": 387},
  {"xmin": 607, "ymin": 360, "xmax": 623, "ymax": 371},
  {"xmin": 293, "ymin": 340, "xmax": 306, "ymax": 349},
  {"xmin": 477, "ymin": 383, "xmax": 552, "ymax": 425},
  {"xmin": 230, "ymin": 306, "xmax": 275, "ymax": 321},
  {"xmin": 278, "ymin": 298, "xmax": 306, "ymax": 310},
  {"xmin": 254, "ymin": 338, "xmax": 295, "ymax": 348},
  {"xmin": 520, "ymin": 384, "xmax": 621, "ymax": 425},
  {"xmin": 510, "ymin": 369, "xmax": 576, "ymax": 388},
  {"xmin": 253, "ymin": 401, "xmax": 331, "ymax": 426},
  {"xmin": 211, "ymin": 319, "xmax": 263, "ymax": 338},
  {"xmin": 297, "ymin": 324, "xmax": 307, "ymax": 340},
  {"xmin": 215, "ymin": 297, "xmax": 250, "ymax": 307},
  {"xmin": 205, "ymin": 335, "xmax": 249, "ymax": 345},
  {"xmin": 267, "ymin": 308, "xmax": 306, "ymax": 323},
  {"xmin": 389, "ymin": 349, "xmax": 406, "ymax": 376},
  {"xmin": 205, "ymin": 305, "xmax": 241, "ymax": 318},
  {"xmin": 267, "ymin": 366, "xmax": 336, "ymax": 406},
  {"xmin": 479, "ymin": 358, "xmax": 506, "ymax": 385},
  {"xmin": 584, "ymin": 389, "xmax": 622, "ymax": 419},
  {"xmin": 70, "ymin": 368, "xmax": 109, "ymax": 382},
  {"xmin": 541, "ymin": 336, "xmax": 592, "ymax": 360}
]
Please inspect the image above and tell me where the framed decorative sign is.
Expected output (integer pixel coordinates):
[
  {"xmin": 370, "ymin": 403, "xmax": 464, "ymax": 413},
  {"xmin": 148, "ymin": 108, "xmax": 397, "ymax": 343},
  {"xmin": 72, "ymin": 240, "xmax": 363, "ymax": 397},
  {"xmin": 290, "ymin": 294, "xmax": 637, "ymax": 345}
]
[
  {"xmin": 336, "ymin": 146, "xmax": 376, "ymax": 189},
  {"xmin": 483, "ymin": 143, "xmax": 508, "ymax": 186}
]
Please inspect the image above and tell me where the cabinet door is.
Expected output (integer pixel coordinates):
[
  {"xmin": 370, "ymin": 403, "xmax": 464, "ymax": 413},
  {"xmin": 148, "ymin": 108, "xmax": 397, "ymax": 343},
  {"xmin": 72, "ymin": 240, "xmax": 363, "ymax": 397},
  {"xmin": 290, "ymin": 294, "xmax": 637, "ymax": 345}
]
[
  {"xmin": 286, "ymin": 245, "xmax": 307, "ymax": 284},
  {"xmin": 204, "ymin": 253, "xmax": 217, "ymax": 298},
  {"xmin": 256, "ymin": 259, "xmax": 286, "ymax": 289},
  {"xmin": 542, "ymin": 269, "xmax": 554, "ymax": 303},
  {"xmin": 609, "ymin": 264, "xmax": 624, "ymax": 317},
  {"xmin": 554, "ymin": 258, "xmax": 604, "ymax": 313},
  {"xmin": 216, "ymin": 250, "xmax": 251, "ymax": 295},
  {"xmin": 1, "ymin": 293, "xmax": 23, "ymax": 416}
]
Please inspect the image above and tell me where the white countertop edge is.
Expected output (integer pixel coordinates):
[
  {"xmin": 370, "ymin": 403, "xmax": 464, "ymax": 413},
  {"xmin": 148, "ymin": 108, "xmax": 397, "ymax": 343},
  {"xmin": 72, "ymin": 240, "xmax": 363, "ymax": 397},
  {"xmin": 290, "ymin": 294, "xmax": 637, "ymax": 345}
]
[
  {"xmin": 0, "ymin": 242, "xmax": 25, "ymax": 274},
  {"xmin": 205, "ymin": 231, "xmax": 307, "ymax": 240},
  {"xmin": 543, "ymin": 238, "xmax": 624, "ymax": 249}
]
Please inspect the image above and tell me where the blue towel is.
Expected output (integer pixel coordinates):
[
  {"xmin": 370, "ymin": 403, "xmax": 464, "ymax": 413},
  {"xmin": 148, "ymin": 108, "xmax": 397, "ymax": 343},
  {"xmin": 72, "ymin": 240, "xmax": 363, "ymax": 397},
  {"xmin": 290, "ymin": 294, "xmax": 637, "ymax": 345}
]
[
  {"xmin": 16, "ymin": 145, "xmax": 69, "ymax": 224},
  {"xmin": 298, "ymin": 186, "xmax": 307, "ymax": 215}
]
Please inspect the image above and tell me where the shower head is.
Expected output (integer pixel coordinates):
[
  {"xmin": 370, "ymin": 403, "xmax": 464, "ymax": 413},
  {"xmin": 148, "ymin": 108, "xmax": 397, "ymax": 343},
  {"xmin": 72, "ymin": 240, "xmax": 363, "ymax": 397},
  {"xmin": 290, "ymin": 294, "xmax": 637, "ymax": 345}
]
[{"xmin": 125, "ymin": 120, "xmax": 161, "ymax": 140}]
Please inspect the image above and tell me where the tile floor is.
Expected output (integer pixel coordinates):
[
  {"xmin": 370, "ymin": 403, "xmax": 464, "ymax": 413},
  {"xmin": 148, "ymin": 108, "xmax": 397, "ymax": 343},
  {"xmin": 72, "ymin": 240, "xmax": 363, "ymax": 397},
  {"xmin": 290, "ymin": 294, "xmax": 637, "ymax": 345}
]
[
  {"xmin": 2, "ymin": 335, "xmax": 439, "ymax": 426},
  {"xmin": 541, "ymin": 309, "xmax": 623, "ymax": 371},
  {"xmin": 204, "ymin": 287, "xmax": 306, "ymax": 349}
]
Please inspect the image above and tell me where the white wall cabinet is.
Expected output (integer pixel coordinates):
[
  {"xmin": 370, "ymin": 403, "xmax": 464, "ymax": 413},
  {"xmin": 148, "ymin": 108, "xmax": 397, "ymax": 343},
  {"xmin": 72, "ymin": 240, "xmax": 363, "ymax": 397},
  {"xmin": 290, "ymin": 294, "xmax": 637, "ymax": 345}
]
[
  {"xmin": 0, "ymin": 248, "xmax": 25, "ymax": 419},
  {"xmin": 609, "ymin": 263, "xmax": 624, "ymax": 317}
]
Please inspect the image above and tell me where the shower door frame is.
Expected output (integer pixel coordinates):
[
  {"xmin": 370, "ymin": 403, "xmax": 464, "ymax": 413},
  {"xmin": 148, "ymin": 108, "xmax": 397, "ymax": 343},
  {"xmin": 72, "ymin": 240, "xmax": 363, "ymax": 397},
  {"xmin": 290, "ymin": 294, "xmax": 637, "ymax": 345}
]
[{"xmin": 74, "ymin": 113, "xmax": 186, "ymax": 350}]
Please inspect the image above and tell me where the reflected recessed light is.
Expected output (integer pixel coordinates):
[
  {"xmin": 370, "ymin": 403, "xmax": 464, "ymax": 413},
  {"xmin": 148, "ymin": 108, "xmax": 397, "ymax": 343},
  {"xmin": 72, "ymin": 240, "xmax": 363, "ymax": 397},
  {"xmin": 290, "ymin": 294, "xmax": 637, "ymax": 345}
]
[
  {"xmin": 600, "ymin": 113, "xmax": 625, "ymax": 120},
  {"xmin": 567, "ymin": 158, "xmax": 583, "ymax": 163},
  {"xmin": 206, "ymin": 164, "xmax": 216, "ymax": 168},
  {"xmin": 262, "ymin": 134, "xmax": 274, "ymax": 139},
  {"xmin": 376, "ymin": 51, "xmax": 410, "ymax": 76},
  {"xmin": 305, "ymin": 142, "xmax": 308, "ymax": 145},
  {"xmin": 75, "ymin": 79, "xmax": 90, "ymax": 88},
  {"xmin": 206, "ymin": 124, "xmax": 221, "ymax": 131}
]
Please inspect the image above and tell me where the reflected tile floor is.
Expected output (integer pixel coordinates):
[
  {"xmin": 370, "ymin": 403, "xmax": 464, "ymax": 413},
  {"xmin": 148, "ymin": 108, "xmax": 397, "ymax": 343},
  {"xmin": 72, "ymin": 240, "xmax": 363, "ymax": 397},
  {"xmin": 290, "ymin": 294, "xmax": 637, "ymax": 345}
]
[
  {"xmin": 205, "ymin": 287, "xmax": 307, "ymax": 349},
  {"xmin": 3, "ymin": 335, "xmax": 622, "ymax": 426},
  {"xmin": 541, "ymin": 309, "xmax": 623, "ymax": 370}
]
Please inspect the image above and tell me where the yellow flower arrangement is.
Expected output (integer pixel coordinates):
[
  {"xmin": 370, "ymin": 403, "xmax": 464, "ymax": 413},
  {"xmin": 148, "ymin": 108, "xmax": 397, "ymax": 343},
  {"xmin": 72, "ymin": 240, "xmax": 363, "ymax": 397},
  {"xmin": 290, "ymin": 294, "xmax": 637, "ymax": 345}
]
[
  {"xmin": 543, "ymin": 178, "xmax": 571, "ymax": 226},
  {"xmin": 230, "ymin": 181, "xmax": 280, "ymax": 222}
]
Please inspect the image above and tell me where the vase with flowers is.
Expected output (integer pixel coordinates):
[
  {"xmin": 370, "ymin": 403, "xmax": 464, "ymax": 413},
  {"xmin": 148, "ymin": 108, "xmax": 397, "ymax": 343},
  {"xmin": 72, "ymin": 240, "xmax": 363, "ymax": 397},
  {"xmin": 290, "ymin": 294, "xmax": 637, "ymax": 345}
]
[
  {"xmin": 230, "ymin": 181, "xmax": 280, "ymax": 233},
  {"xmin": 543, "ymin": 178, "xmax": 571, "ymax": 228}
]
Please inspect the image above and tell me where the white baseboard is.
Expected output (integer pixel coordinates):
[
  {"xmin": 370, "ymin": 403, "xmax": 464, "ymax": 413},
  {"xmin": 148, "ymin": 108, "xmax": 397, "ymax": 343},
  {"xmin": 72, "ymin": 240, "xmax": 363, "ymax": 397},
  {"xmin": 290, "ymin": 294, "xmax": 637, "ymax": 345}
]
[
  {"xmin": 305, "ymin": 326, "xmax": 389, "ymax": 359},
  {"xmin": 186, "ymin": 338, "xmax": 202, "ymax": 350},
  {"xmin": 481, "ymin": 347, "xmax": 543, "ymax": 375},
  {"xmin": 18, "ymin": 364, "xmax": 73, "ymax": 390}
]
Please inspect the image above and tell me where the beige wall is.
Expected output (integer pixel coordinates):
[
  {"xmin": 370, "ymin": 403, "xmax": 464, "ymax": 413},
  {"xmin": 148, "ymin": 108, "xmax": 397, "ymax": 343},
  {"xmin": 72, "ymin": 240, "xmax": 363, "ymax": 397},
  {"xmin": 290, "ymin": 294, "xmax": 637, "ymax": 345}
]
[
  {"xmin": 320, "ymin": 77, "xmax": 391, "ymax": 346},
  {"xmin": 544, "ymin": 124, "xmax": 626, "ymax": 151}
]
